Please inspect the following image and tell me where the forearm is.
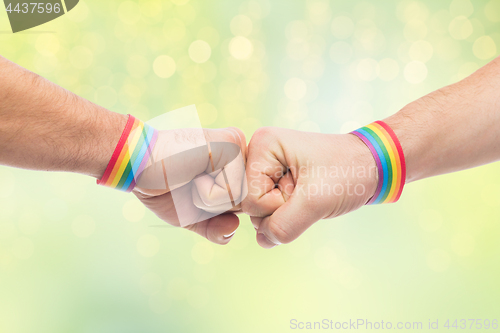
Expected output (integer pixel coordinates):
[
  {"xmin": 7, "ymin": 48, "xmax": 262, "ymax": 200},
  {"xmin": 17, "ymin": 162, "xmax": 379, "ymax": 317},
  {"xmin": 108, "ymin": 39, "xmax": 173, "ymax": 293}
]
[
  {"xmin": 385, "ymin": 56, "xmax": 500, "ymax": 183},
  {"xmin": 0, "ymin": 55, "xmax": 127, "ymax": 178}
]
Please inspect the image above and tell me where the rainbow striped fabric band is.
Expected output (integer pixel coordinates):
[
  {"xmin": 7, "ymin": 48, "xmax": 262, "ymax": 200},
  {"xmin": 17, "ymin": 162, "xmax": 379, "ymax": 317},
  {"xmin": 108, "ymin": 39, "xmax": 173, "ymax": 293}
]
[
  {"xmin": 97, "ymin": 115, "xmax": 158, "ymax": 192},
  {"xmin": 351, "ymin": 120, "xmax": 406, "ymax": 204}
]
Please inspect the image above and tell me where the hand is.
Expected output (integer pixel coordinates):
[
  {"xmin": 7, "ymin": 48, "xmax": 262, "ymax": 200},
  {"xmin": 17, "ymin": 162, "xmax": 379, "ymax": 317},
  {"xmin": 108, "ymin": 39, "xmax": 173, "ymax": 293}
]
[
  {"xmin": 242, "ymin": 127, "xmax": 378, "ymax": 248},
  {"xmin": 133, "ymin": 127, "xmax": 247, "ymax": 245}
]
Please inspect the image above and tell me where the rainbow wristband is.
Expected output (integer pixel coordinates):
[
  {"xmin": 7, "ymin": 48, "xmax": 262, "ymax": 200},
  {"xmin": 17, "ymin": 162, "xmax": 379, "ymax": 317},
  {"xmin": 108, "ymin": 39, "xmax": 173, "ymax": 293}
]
[
  {"xmin": 351, "ymin": 120, "xmax": 406, "ymax": 204},
  {"xmin": 97, "ymin": 115, "xmax": 159, "ymax": 192}
]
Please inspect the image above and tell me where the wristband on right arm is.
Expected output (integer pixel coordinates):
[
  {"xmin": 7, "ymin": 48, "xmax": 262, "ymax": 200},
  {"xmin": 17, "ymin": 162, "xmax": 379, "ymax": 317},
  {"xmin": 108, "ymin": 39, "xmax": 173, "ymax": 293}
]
[{"xmin": 351, "ymin": 120, "xmax": 406, "ymax": 204}]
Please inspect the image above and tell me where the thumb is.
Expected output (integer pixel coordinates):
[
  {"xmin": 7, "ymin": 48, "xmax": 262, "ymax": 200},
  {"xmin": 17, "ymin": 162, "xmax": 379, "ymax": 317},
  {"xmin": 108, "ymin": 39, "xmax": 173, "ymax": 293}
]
[{"xmin": 255, "ymin": 188, "xmax": 322, "ymax": 249}]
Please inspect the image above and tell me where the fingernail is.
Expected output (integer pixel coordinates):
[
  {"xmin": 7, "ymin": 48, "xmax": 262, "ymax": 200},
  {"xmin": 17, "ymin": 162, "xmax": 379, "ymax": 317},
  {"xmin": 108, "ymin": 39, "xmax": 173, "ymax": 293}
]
[
  {"xmin": 223, "ymin": 230, "xmax": 236, "ymax": 238},
  {"xmin": 257, "ymin": 232, "xmax": 279, "ymax": 249}
]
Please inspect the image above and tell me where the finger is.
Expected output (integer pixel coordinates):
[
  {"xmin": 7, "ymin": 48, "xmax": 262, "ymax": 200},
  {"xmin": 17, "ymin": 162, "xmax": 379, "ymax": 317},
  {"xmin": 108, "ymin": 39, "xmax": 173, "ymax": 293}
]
[
  {"xmin": 252, "ymin": 187, "xmax": 286, "ymax": 216},
  {"xmin": 192, "ymin": 127, "xmax": 247, "ymax": 209},
  {"xmin": 136, "ymin": 184, "xmax": 211, "ymax": 227},
  {"xmin": 191, "ymin": 186, "xmax": 242, "ymax": 214},
  {"xmin": 137, "ymin": 127, "xmax": 245, "ymax": 193},
  {"xmin": 191, "ymin": 181, "xmax": 235, "ymax": 213},
  {"xmin": 245, "ymin": 175, "xmax": 292, "ymax": 225},
  {"xmin": 136, "ymin": 185, "xmax": 239, "ymax": 244},
  {"xmin": 205, "ymin": 127, "xmax": 247, "ymax": 172},
  {"xmin": 238, "ymin": 169, "xmax": 249, "ymax": 205},
  {"xmin": 256, "ymin": 191, "xmax": 322, "ymax": 249},
  {"xmin": 192, "ymin": 173, "xmax": 232, "ymax": 207},
  {"xmin": 277, "ymin": 171, "xmax": 294, "ymax": 202},
  {"xmin": 243, "ymin": 127, "xmax": 293, "ymax": 217},
  {"xmin": 250, "ymin": 216, "xmax": 263, "ymax": 230},
  {"xmin": 225, "ymin": 126, "xmax": 248, "ymax": 203},
  {"xmin": 244, "ymin": 151, "xmax": 287, "ymax": 217},
  {"xmin": 215, "ymin": 152, "xmax": 246, "ymax": 203},
  {"xmin": 186, "ymin": 213, "xmax": 240, "ymax": 245},
  {"xmin": 194, "ymin": 152, "xmax": 246, "ymax": 207},
  {"xmin": 256, "ymin": 232, "xmax": 278, "ymax": 249},
  {"xmin": 133, "ymin": 188, "xmax": 180, "ymax": 226}
]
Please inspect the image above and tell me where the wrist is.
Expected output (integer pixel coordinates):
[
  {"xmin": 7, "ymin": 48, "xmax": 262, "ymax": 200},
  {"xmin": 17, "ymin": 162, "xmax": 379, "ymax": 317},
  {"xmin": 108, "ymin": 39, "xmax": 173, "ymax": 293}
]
[
  {"xmin": 343, "ymin": 133, "xmax": 379, "ymax": 203},
  {"xmin": 349, "ymin": 120, "xmax": 407, "ymax": 205},
  {"xmin": 82, "ymin": 110, "xmax": 128, "ymax": 179},
  {"xmin": 96, "ymin": 114, "xmax": 159, "ymax": 192}
]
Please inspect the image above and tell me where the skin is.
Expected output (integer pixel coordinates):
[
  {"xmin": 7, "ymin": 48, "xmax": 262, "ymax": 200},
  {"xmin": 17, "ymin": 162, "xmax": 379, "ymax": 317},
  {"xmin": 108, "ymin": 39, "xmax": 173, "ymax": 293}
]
[
  {"xmin": 134, "ymin": 127, "xmax": 247, "ymax": 243},
  {"xmin": 243, "ymin": 56, "xmax": 500, "ymax": 248},
  {"xmin": 2, "ymin": 53, "xmax": 500, "ymax": 249},
  {"xmin": 0, "ymin": 56, "xmax": 127, "ymax": 178},
  {"xmin": 0, "ymin": 55, "xmax": 245, "ymax": 245}
]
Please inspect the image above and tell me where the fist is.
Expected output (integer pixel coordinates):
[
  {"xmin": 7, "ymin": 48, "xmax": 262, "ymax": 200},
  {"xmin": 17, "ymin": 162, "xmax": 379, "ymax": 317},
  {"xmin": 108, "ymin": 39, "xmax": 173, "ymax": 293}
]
[
  {"xmin": 134, "ymin": 127, "xmax": 247, "ymax": 245},
  {"xmin": 242, "ymin": 127, "xmax": 377, "ymax": 248}
]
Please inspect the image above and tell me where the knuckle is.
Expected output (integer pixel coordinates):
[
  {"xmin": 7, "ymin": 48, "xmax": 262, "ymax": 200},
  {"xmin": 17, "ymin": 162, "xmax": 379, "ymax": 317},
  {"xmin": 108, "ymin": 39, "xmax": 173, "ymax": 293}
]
[
  {"xmin": 226, "ymin": 127, "xmax": 247, "ymax": 145},
  {"xmin": 220, "ymin": 131, "xmax": 235, "ymax": 143},
  {"xmin": 248, "ymin": 127, "xmax": 281, "ymax": 157},
  {"xmin": 252, "ymin": 127, "xmax": 275, "ymax": 142}
]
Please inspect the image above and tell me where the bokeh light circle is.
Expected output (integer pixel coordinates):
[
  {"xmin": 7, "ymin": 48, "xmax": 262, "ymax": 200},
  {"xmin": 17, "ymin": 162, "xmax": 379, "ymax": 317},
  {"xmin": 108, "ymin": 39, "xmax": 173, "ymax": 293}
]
[
  {"xmin": 450, "ymin": 0, "xmax": 474, "ymax": 17},
  {"xmin": 404, "ymin": 61, "xmax": 427, "ymax": 84},
  {"xmin": 484, "ymin": 0, "xmax": 500, "ymax": 22},
  {"xmin": 449, "ymin": 16, "xmax": 473, "ymax": 40},
  {"xmin": 357, "ymin": 58, "xmax": 379, "ymax": 81},
  {"xmin": 229, "ymin": 36, "xmax": 254, "ymax": 60},
  {"xmin": 284, "ymin": 78, "xmax": 307, "ymax": 101},
  {"xmin": 118, "ymin": 1, "xmax": 141, "ymax": 24},
  {"xmin": 378, "ymin": 58, "xmax": 400, "ymax": 81},
  {"xmin": 123, "ymin": 199, "xmax": 145, "ymax": 222},
  {"xmin": 472, "ymin": 36, "xmax": 497, "ymax": 59},
  {"xmin": 153, "ymin": 55, "xmax": 176, "ymax": 78},
  {"xmin": 409, "ymin": 40, "xmax": 434, "ymax": 62},
  {"xmin": 189, "ymin": 40, "xmax": 212, "ymax": 64}
]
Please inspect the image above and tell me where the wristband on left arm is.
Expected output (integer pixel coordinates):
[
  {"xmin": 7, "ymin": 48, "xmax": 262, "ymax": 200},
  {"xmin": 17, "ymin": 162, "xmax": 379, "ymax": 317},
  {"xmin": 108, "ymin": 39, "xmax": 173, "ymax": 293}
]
[{"xmin": 97, "ymin": 114, "xmax": 159, "ymax": 192}]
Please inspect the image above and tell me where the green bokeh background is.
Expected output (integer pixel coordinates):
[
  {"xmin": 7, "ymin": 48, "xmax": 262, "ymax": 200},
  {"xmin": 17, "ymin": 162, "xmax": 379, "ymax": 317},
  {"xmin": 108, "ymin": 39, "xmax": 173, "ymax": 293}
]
[{"xmin": 1, "ymin": 0, "xmax": 500, "ymax": 332}]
